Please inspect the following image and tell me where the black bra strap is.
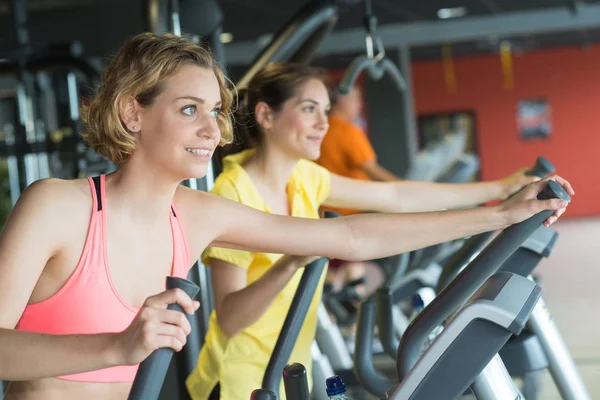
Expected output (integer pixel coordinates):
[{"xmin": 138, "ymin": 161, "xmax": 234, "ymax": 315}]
[
  {"xmin": 92, "ymin": 176, "xmax": 102, "ymax": 211},
  {"xmin": 93, "ymin": 175, "xmax": 176, "ymax": 217}
]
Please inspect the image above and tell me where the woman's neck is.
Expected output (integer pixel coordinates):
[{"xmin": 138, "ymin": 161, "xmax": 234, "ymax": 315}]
[
  {"xmin": 243, "ymin": 145, "xmax": 299, "ymax": 194},
  {"xmin": 105, "ymin": 158, "xmax": 180, "ymax": 222}
]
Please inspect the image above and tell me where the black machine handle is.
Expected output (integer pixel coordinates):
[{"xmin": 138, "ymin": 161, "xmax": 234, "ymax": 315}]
[
  {"xmin": 261, "ymin": 257, "xmax": 328, "ymax": 394},
  {"xmin": 376, "ymin": 273, "xmax": 431, "ymax": 359},
  {"xmin": 251, "ymin": 389, "xmax": 278, "ymax": 400},
  {"xmin": 438, "ymin": 225, "xmax": 557, "ymax": 295},
  {"xmin": 397, "ymin": 180, "xmax": 570, "ymax": 379},
  {"xmin": 262, "ymin": 211, "xmax": 336, "ymax": 395},
  {"xmin": 237, "ymin": 0, "xmax": 339, "ymax": 89},
  {"xmin": 354, "ymin": 296, "xmax": 396, "ymax": 396},
  {"xmin": 283, "ymin": 363, "xmax": 311, "ymax": 400},
  {"xmin": 435, "ymin": 155, "xmax": 556, "ymax": 292},
  {"xmin": 127, "ymin": 277, "xmax": 200, "ymax": 400},
  {"xmin": 338, "ymin": 55, "xmax": 407, "ymax": 95},
  {"xmin": 499, "ymin": 226, "xmax": 559, "ymax": 277},
  {"xmin": 434, "ymin": 231, "xmax": 496, "ymax": 293},
  {"xmin": 527, "ymin": 156, "xmax": 556, "ymax": 177}
]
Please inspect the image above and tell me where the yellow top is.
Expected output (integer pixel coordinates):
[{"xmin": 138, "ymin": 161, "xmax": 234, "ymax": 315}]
[{"xmin": 186, "ymin": 149, "xmax": 331, "ymax": 400}]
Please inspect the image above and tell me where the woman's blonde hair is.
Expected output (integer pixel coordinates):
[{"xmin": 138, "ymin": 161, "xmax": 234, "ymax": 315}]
[{"xmin": 82, "ymin": 32, "xmax": 234, "ymax": 164}]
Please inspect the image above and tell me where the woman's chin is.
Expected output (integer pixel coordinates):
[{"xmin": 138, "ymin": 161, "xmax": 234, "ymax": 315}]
[
  {"xmin": 304, "ymin": 149, "xmax": 321, "ymax": 161},
  {"xmin": 179, "ymin": 166, "xmax": 209, "ymax": 182}
]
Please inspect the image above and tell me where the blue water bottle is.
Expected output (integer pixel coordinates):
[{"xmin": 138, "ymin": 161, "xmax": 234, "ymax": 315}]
[{"xmin": 326, "ymin": 375, "xmax": 352, "ymax": 399}]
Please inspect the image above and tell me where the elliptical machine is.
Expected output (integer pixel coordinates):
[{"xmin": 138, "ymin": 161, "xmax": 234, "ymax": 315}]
[{"xmin": 250, "ymin": 179, "xmax": 573, "ymax": 399}]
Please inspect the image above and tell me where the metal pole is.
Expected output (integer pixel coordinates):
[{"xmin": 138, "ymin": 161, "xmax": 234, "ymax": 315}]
[
  {"xmin": 471, "ymin": 355, "xmax": 525, "ymax": 400},
  {"xmin": 5, "ymin": 122, "xmax": 21, "ymax": 206},
  {"xmin": 398, "ymin": 45, "xmax": 418, "ymax": 168},
  {"xmin": 169, "ymin": 0, "xmax": 181, "ymax": 36},
  {"xmin": 526, "ymin": 294, "xmax": 591, "ymax": 400},
  {"xmin": 315, "ymin": 304, "xmax": 353, "ymax": 370}
]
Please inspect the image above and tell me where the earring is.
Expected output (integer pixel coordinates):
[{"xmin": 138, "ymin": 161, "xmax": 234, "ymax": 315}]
[{"xmin": 131, "ymin": 126, "xmax": 138, "ymax": 132}]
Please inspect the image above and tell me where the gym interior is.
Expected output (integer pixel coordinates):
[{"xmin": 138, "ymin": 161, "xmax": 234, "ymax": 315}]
[{"xmin": 0, "ymin": 0, "xmax": 599, "ymax": 399}]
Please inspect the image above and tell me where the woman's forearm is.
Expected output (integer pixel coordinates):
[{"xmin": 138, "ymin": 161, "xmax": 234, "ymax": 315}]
[
  {"xmin": 343, "ymin": 205, "xmax": 507, "ymax": 261},
  {"xmin": 217, "ymin": 256, "xmax": 311, "ymax": 337},
  {"xmin": 212, "ymin": 187, "xmax": 556, "ymax": 270},
  {"xmin": 390, "ymin": 180, "xmax": 506, "ymax": 212},
  {"xmin": 0, "ymin": 328, "xmax": 118, "ymax": 380}
]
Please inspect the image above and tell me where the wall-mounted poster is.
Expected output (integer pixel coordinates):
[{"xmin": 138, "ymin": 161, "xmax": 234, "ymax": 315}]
[{"xmin": 517, "ymin": 99, "xmax": 552, "ymax": 140}]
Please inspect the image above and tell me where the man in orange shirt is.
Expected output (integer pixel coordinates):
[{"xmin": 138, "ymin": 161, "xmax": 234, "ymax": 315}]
[
  {"xmin": 317, "ymin": 83, "xmax": 401, "ymax": 302},
  {"xmin": 318, "ymin": 84, "xmax": 400, "ymax": 216}
]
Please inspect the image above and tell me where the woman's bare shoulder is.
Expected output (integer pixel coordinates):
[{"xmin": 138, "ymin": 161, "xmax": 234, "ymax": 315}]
[
  {"xmin": 23, "ymin": 177, "xmax": 91, "ymax": 205},
  {"xmin": 13, "ymin": 178, "xmax": 93, "ymax": 222},
  {"xmin": 173, "ymin": 184, "xmax": 230, "ymax": 222}
]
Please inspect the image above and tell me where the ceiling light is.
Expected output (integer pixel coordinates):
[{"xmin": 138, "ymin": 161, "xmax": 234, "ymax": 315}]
[
  {"xmin": 220, "ymin": 32, "xmax": 234, "ymax": 44},
  {"xmin": 437, "ymin": 7, "xmax": 468, "ymax": 19}
]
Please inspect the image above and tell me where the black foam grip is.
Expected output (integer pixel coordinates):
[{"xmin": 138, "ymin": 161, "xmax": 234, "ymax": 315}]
[
  {"xmin": 283, "ymin": 363, "xmax": 311, "ymax": 400},
  {"xmin": 526, "ymin": 156, "xmax": 555, "ymax": 178},
  {"xmin": 537, "ymin": 179, "xmax": 570, "ymax": 201},
  {"xmin": 251, "ymin": 389, "xmax": 278, "ymax": 400},
  {"xmin": 127, "ymin": 277, "xmax": 200, "ymax": 400}
]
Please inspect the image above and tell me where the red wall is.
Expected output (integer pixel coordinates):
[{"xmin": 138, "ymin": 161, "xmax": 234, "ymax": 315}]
[{"xmin": 412, "ymin": 45, "xmax": 600, "ymax": 218}]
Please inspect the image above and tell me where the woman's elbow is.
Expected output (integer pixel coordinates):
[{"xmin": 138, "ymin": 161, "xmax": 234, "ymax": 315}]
[
  {"xmin": 216, "ymin": 314, "xmax": 242, "ymax": 338},
  {"xmin": 344, "ymin": 246, "xmax": 365, "ymax": 262},
  {"xmin": 332, "ymin": 219, "xmax": 363, "ymax": 261}
]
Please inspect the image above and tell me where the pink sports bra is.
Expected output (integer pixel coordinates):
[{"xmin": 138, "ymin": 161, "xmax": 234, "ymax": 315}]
[{"xmin": 15, "ymin": 175, "xmax": 191, "ymax": 383}]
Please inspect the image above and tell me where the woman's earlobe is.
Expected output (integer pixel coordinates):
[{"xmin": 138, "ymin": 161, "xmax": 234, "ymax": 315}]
[
  {"xmin": 255, "ymin": 102, "xmax": 273, "ymax": 130},
  {"xmin": 119, "ymin": 95, "xmax": 142, "ymax": 132}
]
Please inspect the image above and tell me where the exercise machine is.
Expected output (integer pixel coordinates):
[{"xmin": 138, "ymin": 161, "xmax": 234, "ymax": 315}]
[
  {"xmin": 316, "ymin": 156, "xmax": 554, "ymax": 397},
  {"xmin": 247, "ymin": 180, "xmax": 570, "ymax": 399},
  {"xmin": 355, "ymin": 180, "xmax": 571, "ymax": 398},
  {"xmin": 374, "ymin": 158, "xmax": 589, "ymax": 399}
]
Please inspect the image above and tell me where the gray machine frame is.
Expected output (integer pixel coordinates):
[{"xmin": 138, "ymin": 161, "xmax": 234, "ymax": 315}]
[
  {"xmin": 498, "ymin": 227, "xmax": 590, "ymax": 400},
  {"xmin": 347, "ymin": 181, "xmax": 574, "ymax": 399},
  {"xmin": 387, "ymin": 272, "xmax": 540, "ymax": 399}
]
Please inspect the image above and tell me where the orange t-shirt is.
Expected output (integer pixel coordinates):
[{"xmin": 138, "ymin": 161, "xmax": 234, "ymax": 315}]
[{"xmin": 317, "ymin": 116, "xmax": 377, "ymax": 215}]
